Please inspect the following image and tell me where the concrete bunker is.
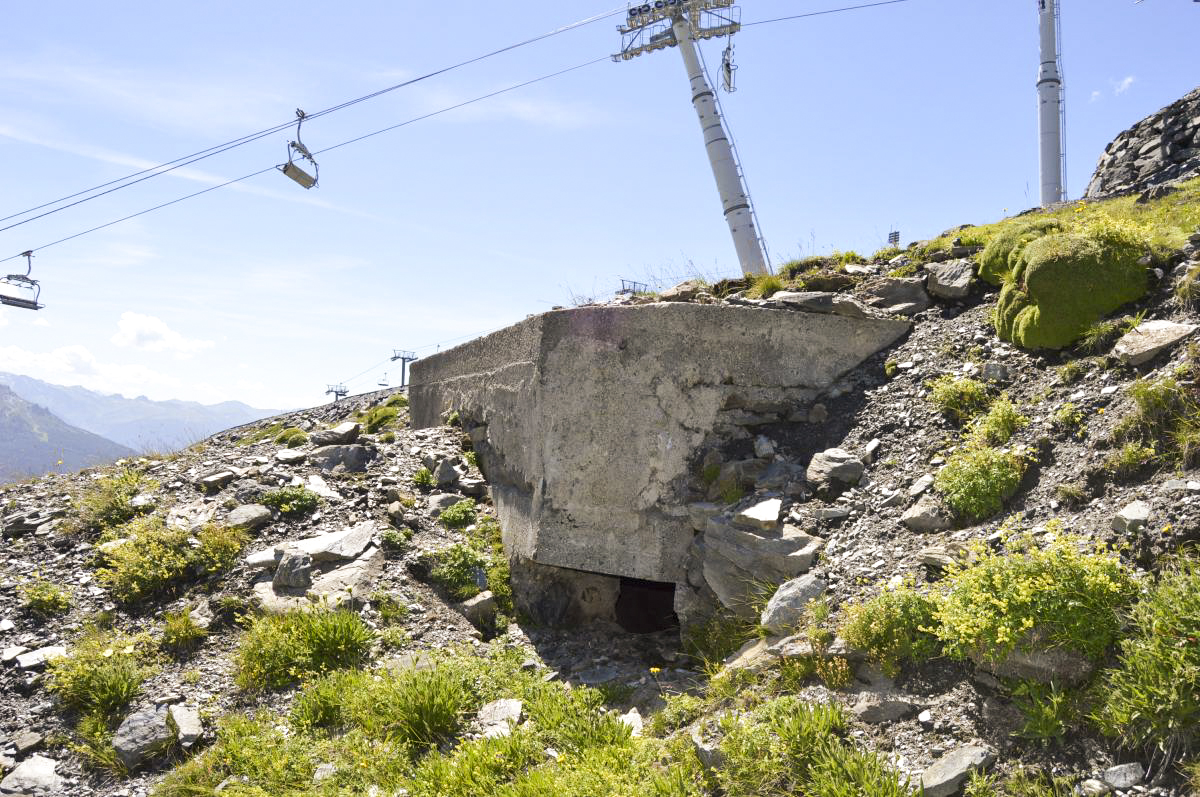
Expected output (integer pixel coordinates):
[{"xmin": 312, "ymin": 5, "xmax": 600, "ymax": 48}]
[{"xmin": 410, "ymin": 302, "xmax": 908, "ymax": 629}]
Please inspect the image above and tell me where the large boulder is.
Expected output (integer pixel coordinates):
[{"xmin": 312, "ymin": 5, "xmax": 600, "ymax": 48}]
[
  {"xmin": 760, "ymin": 574, "xmax": 827, "ymax": 635},
  {"xmin": 994, "ymin": 231, "xmax": 1147, "ymax": 350},
  {"xmin": 308, "ymin": 445, "xmax": 374, "ymax": 473},
  {"xmin": 113, "ymin": 705, "xmax": 174, "ymax": 770}
]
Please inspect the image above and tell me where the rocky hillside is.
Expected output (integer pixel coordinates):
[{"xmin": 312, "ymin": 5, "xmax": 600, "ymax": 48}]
[
  {"xmin": 1086, "ymin": 85, "xmax": 1200, "ymax": 200},
  {"xmin": 0, "ymin": 385, "xmax": 134, "ymax": 485},
  {"xmin": 0, "ymin": 373, "xmax": 278, "ymax": 453},
  {"xmin": 2, "ymin": 131, "xmax": 1200, "ymax": 797}
]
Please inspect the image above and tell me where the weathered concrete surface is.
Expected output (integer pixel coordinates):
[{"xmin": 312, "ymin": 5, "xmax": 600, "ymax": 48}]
[{"xmin": 411, "ymin": 303, "xmax": 908, "ymax": 598}]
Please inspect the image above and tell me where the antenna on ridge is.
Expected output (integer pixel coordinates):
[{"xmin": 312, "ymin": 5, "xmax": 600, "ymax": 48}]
[{"xmin": 1036, "ymin": 0, "xmax": 1066, "ymax": 206}]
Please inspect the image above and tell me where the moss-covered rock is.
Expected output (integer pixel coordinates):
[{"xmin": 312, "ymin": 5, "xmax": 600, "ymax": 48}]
[
  {"xmin": 994, "ymin": 231, "xmax": 1146, "ymax": 350},
  {"xmin": 978, "ymin": 218, "xmax": 1063, "ymax": 286}
]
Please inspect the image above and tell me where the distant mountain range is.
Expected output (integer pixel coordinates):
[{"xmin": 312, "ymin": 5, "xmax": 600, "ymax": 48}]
[
  {"xmin": 0, "ymin": 372, "xmax": 280, "ymax": 453},
  {"xmin": 0, "ymin": 385, "xmax": 136, "ymax": 484}
]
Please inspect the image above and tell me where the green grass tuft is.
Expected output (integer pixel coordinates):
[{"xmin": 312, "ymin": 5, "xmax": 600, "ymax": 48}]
[
  {"xmin": 234, "ymin": 608, "xmax": 375, "ymax": 691},
  {"xmin": 21, "ymin": 577, "xmax": 72, "ymax": 617},
  {"xmin": 839, "ymin": 580, "xmax": 939, "ymax": 677},
  {"xmin": 261, "ymin": 486, "xmax": 320, "ymax": 517},
  {"xmin": 96, "ymin": 518, "xmax": 245, "ymax": 604}
]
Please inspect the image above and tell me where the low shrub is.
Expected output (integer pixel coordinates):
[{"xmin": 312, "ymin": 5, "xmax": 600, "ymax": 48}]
[
  {"xmin": 71, "ymin": 468, "xmax": 156, "ymax": 535},
  {"xmin": 237, "ymin": 422, "xmax": 285, "ymax": 446},
  {"xmin": 386, "ymin": 393, "xmax": 409, "ymax": 409},
  {"xmin": 1094, "ymin": 551, "xmax": 1200, "ymax": 761},
  {"xmin": 935, "ymin": 444, "xmax": 1026, "ymax": 521},
  {"xmin": 1076, "ymin": 314, "xmax": 1140, "ymax": 355},
  {"xmin": 1111, "ymin": 375, "xmax": 1200, "ymax": 468},
  {"xmin": 96, "ymin": 518, "xmax": 246, "ymax": 604},
  {"xmin": 439, "ymin": 499, "xmax": 477, "ymax": 529},
  {"xmin": 260, "ymin": 486, "xmax": 320, "ymax": 517},
  {"xmin": 234, "ymin": 608, "xmax": 375, "ymax": 691},
  {"xmin": 967, "ymin": 395, "xmax": 1028, "ymax": 446},
  {"xmin": 1102, "ymin": 441, "xmax": 1157, "ymax": 480},
  {"xmin": 47, "ymin": 629, "xmax": 156, "ymax": 719},
  {"xmin": 428, "ymin": 544, "xmax": 488, "ymax": 601},
  {"xmin": 839, "ymin": 581, "xmax": 938, "ymax": 677},
  {"xmin": 273, "ymin": 427, "xmax": 308, "ymax": 447},
  {"xmin": 1010, "ymin": 680, "xmax": 1078, "ymax": 742},
  {"xmin": 926, "ymin": 375, "xmax": 990, "ymax": 424},
  {"xmin": 934, "ymin": 531, "xmax": 1137, "ymax": 665},
  {"xmin": 1176, "ymin": 262, "xmax": 1200, "ymax": 307},
  {"xmin": 1050, "ymin": 402, "xmax": 1085, "ymax": 434},
  {"xmin": 21, "ymin": 577, "xmax": 71, "ymax": 617}
]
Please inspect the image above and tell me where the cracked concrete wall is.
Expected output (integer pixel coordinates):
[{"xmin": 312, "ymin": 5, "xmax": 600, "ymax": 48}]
[{"xmin": 410, "ymin": 303, "xmax": 908, "ymax": 598}]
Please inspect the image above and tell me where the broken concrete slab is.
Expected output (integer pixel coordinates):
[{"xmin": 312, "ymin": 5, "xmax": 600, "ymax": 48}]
[{"xmin": 411, "ymin": 303, "xmax": 908, "ymax": 604}]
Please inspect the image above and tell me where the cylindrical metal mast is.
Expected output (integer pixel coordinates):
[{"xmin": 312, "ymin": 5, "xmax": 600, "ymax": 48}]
[
  {"xmin": 672, "ymin": 14, "xmax": 769, "ymax": 276},
  {"xmin": 1037, "ymin": 0, "xmax": 1064, "ymax": 207}
]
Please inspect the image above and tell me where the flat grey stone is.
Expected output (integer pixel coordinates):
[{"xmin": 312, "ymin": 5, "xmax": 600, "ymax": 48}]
[
  {"xmin": 769, "ymin": 291, "xmax": 869, "ymax": 318},
  {"xmin": 909, "ymin": 474, "xmax": 935, "ymax": 497},
  {"xmin": 113, "ymin": 705, "xmax": 173, "ymax": 770},
  {"xmin": 15, "ymin": 646, "xmax": 65, "ymax": 671},
  {"xmin": 1076, "ymin": 779, "xmax": 1112, "ymax": 796},
  {"xmin": 733, "ymin": 498, "xmax": 782, "ymax": 530},
  {"xmin": 1, "ymin": 646, "xmax": 28, "ymax": 663},
  {"xmin": 273, "ymin": 548, "xmax": 314, "ymax": 589},
  {"xmin": 306, "ymin": 474, "xmax": 340, "ymax": 500},
  {"xmin": 806, "ymin": 448, "xmax": 864, "ymax": 487},
  {"xmin": 198, "ymin": 470, "xmax": 236, "ymax": 492},
  {"xmin": 1102, "ymin": 762, "xmax": 1145, "ymax": 789},
  {"xmin": 926, "ymin": 259, "xmax": 974, "ymax": 300},
  {"xmin": 901, "ymin": 496, "xmax": 953, "ymax": 532},
  {"xmin": 475, "ymin": 698, "xmax": 523, "ymax": 738},
  {"xmin": 1113, "ymin": 320, "xmax": 1196, "ymax": 365},
  {"xmin": 227, "ymin": 504, "xmax": 272, "ymax": 532},
  {"xmin": 921, "ymin": 745, "xmax": 996, "ymax": 797},
  {"xmin": 11, "ymin": 731, "xmax": 42, "ymax": 756},
  {"xmin": 310, "ymin": 421, "xmax": 360, "ymax": 447},
  {"xmin": 850, "ymin": 693, "xmax": 919, "ymax": 724},
  {"xmin": 618, "ymin": 707, "xmax": 644, "ymax": 737},
  {"xmin": 308, "ymin": 444, "xmax": 373, "ymax": 473},
  {"xmin": 168, "ymin": 704, "xmax": 203, "ymax": 750},
  {"xmin": 973, "ymin": 629, "xmax": 1095, "ymax": 685},
  {"xmin": 0, "ymin": 754, "xmax": 63, "ymax": 795},
  {"xmin": 760, "ymin": 574, "xmax": 827, "ymax": 635},
  {"xmin": 1112, "ymin": 500, "xmax": 1151, "ymax": 533},
  {"xmin": 858, "ymin": 277, "xmax": 930, "ymax": 316},
  {"xmin": 458, "ymin": 591, "xmax": 496, "ymax": 627},
  {"xmin": 275, "ymin": 447, "xmax": 307, "ymax": 464},
  {"xmin": 427, "ymin": 493, "xmax": 462, "ymax": 513}
]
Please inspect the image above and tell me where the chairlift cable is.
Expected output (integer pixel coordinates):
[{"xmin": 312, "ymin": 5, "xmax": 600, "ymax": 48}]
[
  {"xmin": 0, "ymin": 1, "xmax": 919, "ymax": 267},
  {"xmin": 0, "ymin": 5, "xmax": 627, "ymax": 233},
  {"xmin": 0, "ymin": 57, "xmax": 609, "ymax": 265},
  {"xmin": 742, "ymin": 0, "xmax": 913, "ymax": 27}
]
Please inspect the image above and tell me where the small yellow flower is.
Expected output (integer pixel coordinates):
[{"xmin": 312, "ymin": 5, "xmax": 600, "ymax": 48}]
[
  {"xmin": 1097, "ymin": 408, "xmax": 1105, "ymax": 414},
  {"xmin": 649, "ymin": 667, "xmax": 661, "ymax": 675}
]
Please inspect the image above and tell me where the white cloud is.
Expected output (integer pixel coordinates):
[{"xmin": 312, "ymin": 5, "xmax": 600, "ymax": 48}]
[
  {"xmin": 1114, "ymin": 76, "xmax": 1135, "ymax": 95},
  {"xmin": 1089, "ymin": 90, "xmax": 1102, "ymax": 103},
  {"xmin": 110, "ymin": 312, "xmax": 213, "ymax": 356},
  {"xmin": 0, "ymin": 344, "xmax": 185, "ymax": 398},
  {"xmin": 412, "ymin": 85, "xmax": 604, "ymax": 131}
]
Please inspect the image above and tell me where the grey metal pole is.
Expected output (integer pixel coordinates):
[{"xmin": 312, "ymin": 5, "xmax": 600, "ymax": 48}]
[
  {"xmin": 1037, "ymin": 0, "xmax": 1064, "ymax": 206},
  {"xmin": 672, "ymin": 14, "xmax": 769, "ymax": 276}
]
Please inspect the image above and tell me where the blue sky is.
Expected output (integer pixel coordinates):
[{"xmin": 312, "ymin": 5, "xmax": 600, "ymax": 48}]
[{"xmin": 0, "ymin": 0, "xmax": 1195, "ymax": 410}]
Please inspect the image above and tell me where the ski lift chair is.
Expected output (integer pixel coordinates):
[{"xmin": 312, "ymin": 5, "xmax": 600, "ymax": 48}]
[
  {"xmin": 279, "ymin": 109, "xmax": 319, "ymax": 189},
  {"xmin": 0, "ymin": 252, "xmax": 44, "ymax": 310}
]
